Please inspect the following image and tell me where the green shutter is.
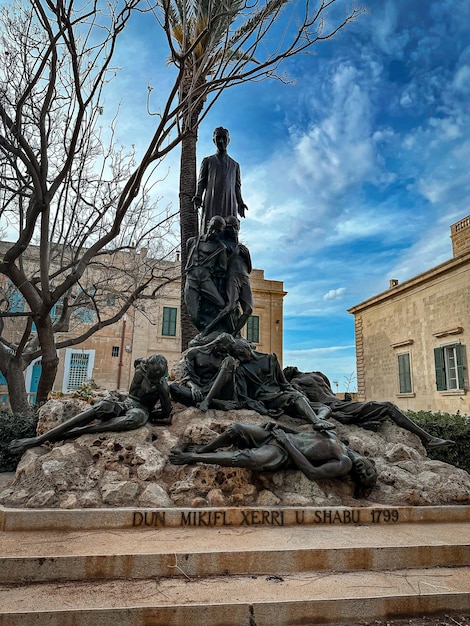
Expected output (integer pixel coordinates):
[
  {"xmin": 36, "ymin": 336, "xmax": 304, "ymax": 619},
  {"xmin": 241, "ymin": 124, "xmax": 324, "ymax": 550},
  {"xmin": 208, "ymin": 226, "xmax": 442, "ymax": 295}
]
[
  {"xmin": 246, "ymin": 315, "xmax": 260, "ymax": 343},
  {"xmin": 162, "ymin": 307, "xmax": 177, "ymax": 336},
  {"xmin": 398, "ymin": 353, "xmax": 412, "ymax": 393},
  {"xmin": 455, "ymin": 343, "xmax": 465, "ymax": 389},
  {"xmin": 434, "ymin": 347, "xmax": 446, "ymax": 391}
]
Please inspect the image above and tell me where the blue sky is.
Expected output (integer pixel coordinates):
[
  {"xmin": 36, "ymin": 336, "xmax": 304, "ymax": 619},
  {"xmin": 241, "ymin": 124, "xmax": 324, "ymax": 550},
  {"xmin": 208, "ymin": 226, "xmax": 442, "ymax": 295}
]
[{"xmin": 104, "ymin": 0, "xmax": 470, "ymax": 390}]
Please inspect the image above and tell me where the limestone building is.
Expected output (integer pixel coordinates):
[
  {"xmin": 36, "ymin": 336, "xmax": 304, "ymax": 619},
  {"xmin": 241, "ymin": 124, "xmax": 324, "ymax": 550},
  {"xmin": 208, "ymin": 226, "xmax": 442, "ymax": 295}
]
[
  {"xmin": 0, "ymin": 243, "xmax": 285, "ymax": 403},
  {"xmin": 348, "ymin": 215, "xmax": 470, "ymax": 414}
]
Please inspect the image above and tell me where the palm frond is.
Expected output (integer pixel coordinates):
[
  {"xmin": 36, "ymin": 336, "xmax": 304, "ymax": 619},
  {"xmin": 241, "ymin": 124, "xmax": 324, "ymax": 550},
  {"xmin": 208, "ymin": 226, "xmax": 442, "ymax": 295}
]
[{"xmin": 227, "ymin": 0, "xmax": 289, "ymax": 49}]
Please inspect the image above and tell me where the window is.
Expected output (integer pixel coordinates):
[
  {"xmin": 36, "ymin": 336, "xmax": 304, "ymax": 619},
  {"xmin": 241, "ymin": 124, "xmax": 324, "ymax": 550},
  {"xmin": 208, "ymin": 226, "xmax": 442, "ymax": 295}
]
[
  {"xmin": 6, "ymin": 281, "xmax": 25, "ymax": 312},
  {"xmin": 111, "ymin": 346, "xmax": 120, "ymax": 357},
  {"xmin": 434, "ymin": 343, "xmax": 466, "ymax": 391},
  {"xmin": 162, "ymin": 306, "xmax": 177, "ymax": 337},
  {"xmin": 246, "ymin": 315, "xmax": 260, "ymax": 344},
  {"xmin": 397, "ymin": 352, "xmax": 412, "ymax": 393},
  {"xmin": 63, "ymin": 349, "xmax": 95, "ymax": 392},
  {"xmin": 75, "ymin": 287, "xmax": 96, "ymax": 323},
  {"xmin": 50, "ymin": 301, "xmax": 63, "ymax": 324},
  {"xmin": 31, "ymin": 301, "xmax": 63, "ymax": 332},
  {"xmin": 76, "ymin": 307, "xmax": 95, "ymax": 324}
]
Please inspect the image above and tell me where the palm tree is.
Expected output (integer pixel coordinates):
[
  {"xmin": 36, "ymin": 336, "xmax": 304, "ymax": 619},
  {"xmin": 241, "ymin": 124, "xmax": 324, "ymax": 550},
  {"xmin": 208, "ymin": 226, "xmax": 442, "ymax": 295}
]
[
  {"xmin": 159, "ymin": 0, "xmax": 288, "ymax": 348},
  {"xmin": 155, "ymin": 0, "xmax": 364, "ymax": 348}
]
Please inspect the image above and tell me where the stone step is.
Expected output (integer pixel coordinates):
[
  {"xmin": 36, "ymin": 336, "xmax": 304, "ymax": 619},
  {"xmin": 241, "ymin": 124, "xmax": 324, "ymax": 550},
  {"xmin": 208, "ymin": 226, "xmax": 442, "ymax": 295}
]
[
  {"xmin": 1, "ymin": 505, "xmax": 469, "ymax": 625},
  {"xmin": 0, "ymin": 566, "xmax": 469, "ymax": 626},
  {"xmin": 1, "ymin": 522, "xmax": 469, "ymax": 583},
  {"xmin": 2, "ymin": 504, "xmax": 470, "ymax": 532}
]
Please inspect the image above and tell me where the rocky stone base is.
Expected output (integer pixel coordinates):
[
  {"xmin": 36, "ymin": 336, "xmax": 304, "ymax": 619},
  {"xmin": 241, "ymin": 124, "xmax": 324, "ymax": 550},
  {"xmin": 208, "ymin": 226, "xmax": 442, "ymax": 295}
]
[{"xmin": 1, "ymin": 398, "xmax": 469, "ymax": 509}]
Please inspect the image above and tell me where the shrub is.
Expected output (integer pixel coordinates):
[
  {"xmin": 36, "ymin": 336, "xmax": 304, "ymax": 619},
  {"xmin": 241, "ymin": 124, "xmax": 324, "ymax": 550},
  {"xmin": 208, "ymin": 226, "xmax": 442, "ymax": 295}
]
[
  {"xmin": 406, "ymin": 410, "xmax": 470, "ymax": 474},
  {"xmin": 0, "ymin": 408, "xmax": 38, "ymax": 472}
]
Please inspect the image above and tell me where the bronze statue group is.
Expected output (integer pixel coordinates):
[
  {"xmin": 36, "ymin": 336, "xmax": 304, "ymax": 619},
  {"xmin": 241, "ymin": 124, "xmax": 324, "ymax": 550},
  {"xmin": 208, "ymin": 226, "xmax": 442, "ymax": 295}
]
[{"xmin": 9, "ymin": 127, "xmax": 453, "ymax": 501}]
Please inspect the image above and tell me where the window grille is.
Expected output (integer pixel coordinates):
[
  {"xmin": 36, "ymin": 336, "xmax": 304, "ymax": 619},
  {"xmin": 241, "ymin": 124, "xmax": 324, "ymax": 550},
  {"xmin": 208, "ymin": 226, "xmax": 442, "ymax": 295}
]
[{"xmin": 67, "ymin": 353, "xmax": 90, "ymax": 389}]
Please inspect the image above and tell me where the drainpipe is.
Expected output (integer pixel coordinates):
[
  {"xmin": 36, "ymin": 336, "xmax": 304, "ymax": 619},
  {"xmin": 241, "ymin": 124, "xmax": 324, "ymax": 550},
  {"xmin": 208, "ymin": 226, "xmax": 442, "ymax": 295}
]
[{"xmin": 117, "ymin": 315, "xmax": 127, "ymax": 390}]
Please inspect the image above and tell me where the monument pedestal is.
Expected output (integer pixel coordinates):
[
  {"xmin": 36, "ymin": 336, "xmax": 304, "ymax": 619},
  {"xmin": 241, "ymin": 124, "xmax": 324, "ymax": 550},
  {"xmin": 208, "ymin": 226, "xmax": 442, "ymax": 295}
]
[{"xmin": 1, "ymin": 504, "xmax": 469, "ymax": 625}]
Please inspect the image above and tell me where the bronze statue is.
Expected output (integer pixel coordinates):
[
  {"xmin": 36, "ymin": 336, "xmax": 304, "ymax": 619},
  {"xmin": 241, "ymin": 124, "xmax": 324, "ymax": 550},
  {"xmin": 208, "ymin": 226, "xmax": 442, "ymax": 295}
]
[
  {"xmin": 9, "ymin": 354, "xmax": 172, "ymax": 455},
  {"xmin": 169, "ymin": 333, "xmax": 239, "ymax": 412},
  {"xmin": 169, "ymin": 421, "xmax": 377, "ymax": 498},
  {"xmin": 231, "ymin": 339, "xmax": 335, "ymax": 430},
  {"xmin": 193, "ymin": 127, "xmax": 248, "ymax": 233},
  {"xmin": 200, "ymin": 216, "xmax": 254, "ymax": 337},
  {"xmin": 184, "ymin": 215, "xmax": 227, "ymax": 331},
  {"xmin": 283, "ymin": 367, "xmax": 454, "ymax": 449}
]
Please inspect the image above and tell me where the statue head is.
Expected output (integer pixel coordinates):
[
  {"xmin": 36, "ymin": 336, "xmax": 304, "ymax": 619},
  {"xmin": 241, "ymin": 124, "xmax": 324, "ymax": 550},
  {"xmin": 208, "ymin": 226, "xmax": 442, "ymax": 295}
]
[
  {"xmin": 146, "ymin": 354, "xmax": 168, "ymax": 380},
  {"xmin": 283, "ymin": 366, "xmax": 301, "ymax": 382},
  {"xmin": 224, "ymin": 215, "xmax": 240, "ymax": 240},
  {"xmin": 348, "ymin": 450, "xmax": 377, "ymax": 498},
  {"xmin": 206, "ymin": 215, "xmax": 226, "ymax": 239},
  {"xmin": 213, "ymin": 126, "xmax": 230, "ymax": 153},
  {"xmin": 231, "ymin": 338, "xmax": 254, "ymax": 362},
  {"xmin": 211, "ymin": 332, "xmax": 237, "ymax": 354}
]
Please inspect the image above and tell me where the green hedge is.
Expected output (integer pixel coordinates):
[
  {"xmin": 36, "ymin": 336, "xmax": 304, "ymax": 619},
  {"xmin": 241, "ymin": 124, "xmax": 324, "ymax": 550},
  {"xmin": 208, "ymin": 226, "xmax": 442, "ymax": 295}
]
[
  {"xmin": 407, "ymin": 410, "xmax": 470, "ymax": 474},
  {"xmin": 0, "ymin": 409, "xmax": 38, "ymax": 473}
]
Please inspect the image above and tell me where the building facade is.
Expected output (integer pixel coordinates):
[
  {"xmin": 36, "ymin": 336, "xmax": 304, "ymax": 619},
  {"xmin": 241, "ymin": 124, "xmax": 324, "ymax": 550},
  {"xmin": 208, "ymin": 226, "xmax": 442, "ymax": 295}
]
[
  {"xmin": 0, "ymin": 245, "xmax": 285, "ymax": 401},
  {"xmin": 348, "ymin": 215, "xmax": 470, "ymax": 414}
]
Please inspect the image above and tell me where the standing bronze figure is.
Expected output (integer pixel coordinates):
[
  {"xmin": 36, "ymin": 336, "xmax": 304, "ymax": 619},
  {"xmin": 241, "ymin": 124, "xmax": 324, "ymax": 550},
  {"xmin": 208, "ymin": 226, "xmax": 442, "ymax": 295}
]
[{"xmin": 193, "ymin": 127, "xmax": 248, "ymax": 233}]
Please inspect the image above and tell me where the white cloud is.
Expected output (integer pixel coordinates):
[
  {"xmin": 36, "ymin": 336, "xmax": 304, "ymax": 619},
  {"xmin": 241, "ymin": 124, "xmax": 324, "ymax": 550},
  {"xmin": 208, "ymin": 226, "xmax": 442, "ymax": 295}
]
[
  {"xmin": 369, "ymin": 1, "xmax": 410, "ymax": 57},
  {"xmin": 453, "ymin": 64, "xmax": 470, "ymax": 93},
  {"xmin": 323, "ymin": 288, "xmax": 346, "ymax": 301}
]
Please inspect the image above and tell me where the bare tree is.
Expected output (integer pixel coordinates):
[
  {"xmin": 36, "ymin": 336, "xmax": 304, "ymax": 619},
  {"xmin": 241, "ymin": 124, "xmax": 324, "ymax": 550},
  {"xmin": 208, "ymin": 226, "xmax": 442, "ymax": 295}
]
[
  {"xmin": 151, "ymin": 0, "xmax": 366, "ymax": 348},
  {"xmin": 0, "ymin": 1, "xmax": 180, "ymax": 412},
  {"xmin": 0, "ymin": 0, "xmax": 364, "ymax": 412}
]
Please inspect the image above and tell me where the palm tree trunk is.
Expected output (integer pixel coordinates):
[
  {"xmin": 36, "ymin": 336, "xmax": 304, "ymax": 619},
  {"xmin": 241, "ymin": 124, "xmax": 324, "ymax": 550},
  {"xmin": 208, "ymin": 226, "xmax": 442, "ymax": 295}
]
[{"xmin": 179, "ymin": 125, "xmax": 200, "ymax": 350}]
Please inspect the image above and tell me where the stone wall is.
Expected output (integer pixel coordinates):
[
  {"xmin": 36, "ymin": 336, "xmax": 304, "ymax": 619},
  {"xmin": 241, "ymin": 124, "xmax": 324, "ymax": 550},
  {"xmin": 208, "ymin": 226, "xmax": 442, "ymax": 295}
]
[
  {"xmin": 349, "ymin": 254, "xmax": 470, "ymax": 413},
  {"xmin": 451, "ymin": 214, "xmax": 470, "ymax": 258}
]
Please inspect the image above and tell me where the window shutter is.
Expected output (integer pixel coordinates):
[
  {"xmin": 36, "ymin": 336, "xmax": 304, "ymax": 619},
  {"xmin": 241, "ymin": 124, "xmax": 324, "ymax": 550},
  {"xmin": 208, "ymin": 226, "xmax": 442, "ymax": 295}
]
[
  {"xmin": 434, "ymin": 347, "xmax": 446, "ymax": 391},
  {"xmin": 246, "ymin": 315, "xmax": 260, "ymax": 343},
  {"xmin": 455, "ymin": 343, "xmax": 465, "ymax": 389},
  {"xmin": 398, "ymin": 353, "xmax": 412, "ymax": 393},
  {"xmin": 162, "ymin": 307, "xmax": 177, "ymax": 336}
]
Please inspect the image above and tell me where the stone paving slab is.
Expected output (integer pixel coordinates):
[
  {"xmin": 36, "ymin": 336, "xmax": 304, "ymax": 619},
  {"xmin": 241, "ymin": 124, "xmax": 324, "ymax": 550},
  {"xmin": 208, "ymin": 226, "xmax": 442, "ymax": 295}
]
[
  {"xmin": 1, "ymin": 522, "xmax": 469, "ymax": 583},
  {"xmin": 0, "ymin": 567, "xmax": 469, "ymax": 626}
]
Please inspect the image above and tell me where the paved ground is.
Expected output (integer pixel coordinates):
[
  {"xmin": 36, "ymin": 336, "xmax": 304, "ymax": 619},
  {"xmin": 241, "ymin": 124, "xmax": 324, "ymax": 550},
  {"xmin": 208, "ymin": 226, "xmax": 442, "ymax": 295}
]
[{"xmin": 356, "ymin": 617, "xmax": 470, "ymax": 626}]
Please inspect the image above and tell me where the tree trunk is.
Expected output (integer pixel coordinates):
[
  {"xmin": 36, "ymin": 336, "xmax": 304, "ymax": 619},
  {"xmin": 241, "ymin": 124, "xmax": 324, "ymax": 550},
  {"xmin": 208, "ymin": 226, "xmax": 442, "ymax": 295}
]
[
  {"xmin": 178, "ymin": 68, "xmax": 208, "ymax": 350},
  {"xmin": 4, "ymin": 358, "xmax": 31, "ymax": 415},
  {"xmin": 179, "ymin": 126, "xmax": 200, "ymax": 351},
  {"xmin": 34, "ymin": 318, "xmax": 59, "ymax": 404}
]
